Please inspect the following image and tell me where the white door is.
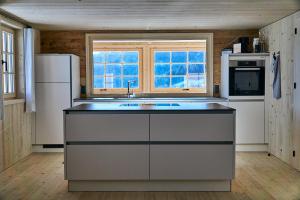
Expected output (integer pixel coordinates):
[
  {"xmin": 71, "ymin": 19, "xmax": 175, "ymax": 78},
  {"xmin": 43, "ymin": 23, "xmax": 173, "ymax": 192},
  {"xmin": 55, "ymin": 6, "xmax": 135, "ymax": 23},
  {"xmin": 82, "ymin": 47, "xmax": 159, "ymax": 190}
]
[
  {"xmin": 35, "ymin": 55, "xmax": 70, "ymax": 83},
  {"xmin": 36, "ymin": 83, "xmax": 70, "ymax": 144},
  {"xmin": 229, "ymin": 101, "xmax": 265, "ymax": 144}
]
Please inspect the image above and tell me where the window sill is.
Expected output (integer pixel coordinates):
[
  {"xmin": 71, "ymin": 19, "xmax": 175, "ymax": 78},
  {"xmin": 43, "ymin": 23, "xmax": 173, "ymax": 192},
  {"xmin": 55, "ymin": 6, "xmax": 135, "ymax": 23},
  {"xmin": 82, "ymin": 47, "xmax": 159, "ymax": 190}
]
[{"xmin": 4, "ymin": 98, "xmax": 25, "ymax": 106}]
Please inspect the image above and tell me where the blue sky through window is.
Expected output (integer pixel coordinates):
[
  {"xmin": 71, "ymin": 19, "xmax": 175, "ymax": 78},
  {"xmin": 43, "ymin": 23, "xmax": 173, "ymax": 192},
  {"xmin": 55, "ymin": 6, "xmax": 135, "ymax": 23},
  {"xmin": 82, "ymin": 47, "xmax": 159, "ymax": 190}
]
[
  {"xmin": 93, "ymin": 51, "xmax": 139, "ymax": 89},
  {"xmin": 154, "ymin": 50, "xmax": 206, "ymax": 89}
]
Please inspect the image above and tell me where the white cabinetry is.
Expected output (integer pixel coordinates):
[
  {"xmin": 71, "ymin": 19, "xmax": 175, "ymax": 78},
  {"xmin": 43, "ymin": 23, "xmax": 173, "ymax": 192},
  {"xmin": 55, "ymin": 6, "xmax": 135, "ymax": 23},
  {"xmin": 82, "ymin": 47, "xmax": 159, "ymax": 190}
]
[
  {"xmin": 229, "ymin": 101, "xmax": 265, "ymax": 144},
  {"xmin": 66, "ymin": 145, "xmax": 149, "ymax": 180}
]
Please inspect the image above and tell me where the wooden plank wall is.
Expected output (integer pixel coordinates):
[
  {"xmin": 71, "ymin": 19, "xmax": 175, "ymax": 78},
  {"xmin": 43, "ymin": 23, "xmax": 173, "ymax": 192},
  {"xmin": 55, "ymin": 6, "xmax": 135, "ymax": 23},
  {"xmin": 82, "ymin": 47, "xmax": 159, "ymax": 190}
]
[
  {"xmin": 260, "ymin": 11, "xmax": 300, "ymax": 170},
  {"xmin": 40, "ymin": 30, "xmax": 258, "ymax": 96},
  {"xmin": 0, "ymin": 102, "xmax": 32, "ymax": 172}
]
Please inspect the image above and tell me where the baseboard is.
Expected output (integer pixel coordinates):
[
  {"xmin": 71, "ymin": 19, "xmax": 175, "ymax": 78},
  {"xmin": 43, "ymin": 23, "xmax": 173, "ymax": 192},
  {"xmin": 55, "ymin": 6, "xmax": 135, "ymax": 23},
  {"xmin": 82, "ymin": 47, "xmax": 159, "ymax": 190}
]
[
  {"xmin": 32, "ymin": 145, "xmax": 64, "ymax": 152},
  {"xmin": 68, "ymin": 180, "xmax": 231, "ymax": 192},
  {"xmin": 236, "ymin": 144, "xmax": 268, "ymax": 152}
]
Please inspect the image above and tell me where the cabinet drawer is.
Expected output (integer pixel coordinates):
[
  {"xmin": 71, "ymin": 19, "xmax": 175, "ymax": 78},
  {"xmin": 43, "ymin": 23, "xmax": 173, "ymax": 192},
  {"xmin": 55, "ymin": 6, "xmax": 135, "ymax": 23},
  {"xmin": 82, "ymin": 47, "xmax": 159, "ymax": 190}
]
[
  {"xmin": 65, "ymin": 114, "xmax": 149, "ymax": 141},
  {"xmin": 150, "ymin": 114, "xmax": 234, "ymax": 141},
  {"xmin": 150, "ymin": 145, "xmax": 234, "ymax": 180},
  {"xmin": 66, "ymin": 145, "xmax": 149, "ymax": 180}
]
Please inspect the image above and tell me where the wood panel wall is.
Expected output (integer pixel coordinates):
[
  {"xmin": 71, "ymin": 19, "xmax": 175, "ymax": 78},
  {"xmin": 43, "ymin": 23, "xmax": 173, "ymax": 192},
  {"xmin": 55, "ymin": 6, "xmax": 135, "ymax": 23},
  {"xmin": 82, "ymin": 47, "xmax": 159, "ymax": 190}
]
[
  {"xmin": 260, "ymin": 11, "xmax": 300, "ymax": 170},
  {"xmin": 0, "ymin": 101, "xmax": 32, "ymax": 172},
  {"xmin": 40, "ymin": 30, "xmax": 258, "ymax": 96}
]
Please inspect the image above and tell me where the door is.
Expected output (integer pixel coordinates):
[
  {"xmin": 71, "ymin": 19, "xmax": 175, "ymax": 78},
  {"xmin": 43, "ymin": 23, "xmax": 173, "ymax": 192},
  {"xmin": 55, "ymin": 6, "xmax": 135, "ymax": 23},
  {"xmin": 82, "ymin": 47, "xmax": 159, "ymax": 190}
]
[
  {"xmin": 35, "ymin": 55, "xmax": 70, "ymax": 83},
  {"xmin": 293, "ymin": 16, "xmax": 300, "ymax": 170},
  {"xmin": 36, "ymin": 83, "xmax": 70, "ymax": 144},
  {"xmin": 229, "ymin": 101, "xmax": 264, "ymax": 144}
]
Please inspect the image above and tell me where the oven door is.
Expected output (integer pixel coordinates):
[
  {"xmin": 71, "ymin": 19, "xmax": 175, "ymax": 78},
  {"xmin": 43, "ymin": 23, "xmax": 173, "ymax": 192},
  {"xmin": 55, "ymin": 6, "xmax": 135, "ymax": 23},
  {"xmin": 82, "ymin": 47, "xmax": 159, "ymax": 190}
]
[{"xmin": 229, "ymin": 67, "xmax": 265, "ymax": 96}]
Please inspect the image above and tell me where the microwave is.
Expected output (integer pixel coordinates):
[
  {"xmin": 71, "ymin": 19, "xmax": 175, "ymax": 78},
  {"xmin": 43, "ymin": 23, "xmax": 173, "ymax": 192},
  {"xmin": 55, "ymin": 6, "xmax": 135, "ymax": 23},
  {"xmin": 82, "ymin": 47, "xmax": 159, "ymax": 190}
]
[{"xmin": 229, "ymin": 60, "xmax": 265, "ymax": 96}]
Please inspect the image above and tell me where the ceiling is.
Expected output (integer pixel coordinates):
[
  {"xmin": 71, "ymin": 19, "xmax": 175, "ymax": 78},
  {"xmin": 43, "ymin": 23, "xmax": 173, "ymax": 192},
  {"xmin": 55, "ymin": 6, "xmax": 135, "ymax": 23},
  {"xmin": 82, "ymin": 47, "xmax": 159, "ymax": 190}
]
[{"xmin": 0, "ymin": 0, "xmax": 300, "ymax": 30}]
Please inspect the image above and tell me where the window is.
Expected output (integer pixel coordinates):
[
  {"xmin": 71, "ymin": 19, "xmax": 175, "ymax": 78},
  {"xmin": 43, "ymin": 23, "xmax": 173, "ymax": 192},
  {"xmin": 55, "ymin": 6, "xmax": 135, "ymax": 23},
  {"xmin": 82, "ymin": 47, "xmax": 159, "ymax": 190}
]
[
  {"xmin": 87, "ymin": 33, "xmax": 213, "ymax": 96},
  {"xmin": 92, "ymin": 49, "xmax": 142, "ymax": 93},
  {"xmin": 1, "ymin": 27, "xmax": 15, "ymax": 98},
  {"xmin": 151, "ymin": 48, "xmax": 206, "ymax": 93}
]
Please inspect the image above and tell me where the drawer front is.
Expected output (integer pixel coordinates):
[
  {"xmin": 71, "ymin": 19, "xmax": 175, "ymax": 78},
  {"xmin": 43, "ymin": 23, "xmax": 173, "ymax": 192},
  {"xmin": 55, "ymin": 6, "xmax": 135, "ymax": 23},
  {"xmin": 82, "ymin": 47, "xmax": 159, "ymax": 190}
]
[
  {"xmin": 150, "ymin": 114, "xmax": 234, "ymax": 141},
  {"xmin": 65, "ymin": 114, "xmax": 149, "ymax": 141},
  {"xmin": 150, "ymin": 145, "xmax": 234, "ymax": 180},
  {"xmin": 66, "ymin": 145, "xmax": 149, "ymax": 180}
]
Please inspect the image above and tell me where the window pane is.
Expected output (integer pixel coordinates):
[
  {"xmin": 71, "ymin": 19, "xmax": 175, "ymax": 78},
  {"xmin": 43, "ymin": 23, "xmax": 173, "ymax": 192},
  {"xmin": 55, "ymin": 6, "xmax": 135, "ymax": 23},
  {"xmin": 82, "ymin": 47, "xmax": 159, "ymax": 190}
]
[
  {"xmin": 93, "ymin": 51, "xmax": 105, "ymax": 63},
  {"xmin": 123, "ymin": 64, "xmax": 138, "ymax": 76},
  {"xmin": 155, "ymin": 77, "xmax": 170, "ymax": 88},
  {"xmin": 106, "ymin": 64, "xmax": 121, "ymax": 76},
  {"xmin": 2, "ymin": 53, "xmax": 6, "ymax": 72},
  {"xmin": 107, "ymin": 51, "xmax": 122, "ymax": 63},
  {"xmin": 155, "ymin": 64, "xmax": 170, "ymax": 75},
  {"xmin": 7, "ymin": 54, "xmax": 14, "ymax": 73},
  {"xmin": 7, "ymin": 33, "xmax": 13, "ymax": 53},
  {"xmin": 2, "ymin": 32, "xmax": 7, "ymax": 52},
  {"xmin": 155, "ymin": 52, "xmax": 170, "ymax": 63},
  {"xmin": 172, "ymin": 63, "xmax": 186, "ymax": 75},
  {"xmin": 172, "ymin": 52, "xmax": 187, "ymax": 63},
  {"xmin": 188, "ymin": 75, "xmax": 206, "ymax": 88},
  {"xmin": 3, "ymin": 74, "xmax": 7, "ymax": 93},
  {"xmin": 188, "ymin": 64, "xmax": 205, "ymax": 74},
  {"xmin": 94, "ymin": 64, "xmax": 104, "ymax": 76},
  {"xmin": 188, "ymin": 51, "xmax": 205, "ymax": 63},
  {"xmin": 123, "ymin": 77, "xmax": 138, "ymax": 88},
  {"xmin": 94, "ymin": 77, "xmax": 104, "ymax": 88},
  {"xmin": 106, "ymin": 77, "xmax": 121, "ymax": 88},
  {"xmin": 123, "ymin": 51, "xmax": 138, "ymax": 63},
  {"xmin": 172, "ymin": 77, "xmax": 186, "ymax": 88}
]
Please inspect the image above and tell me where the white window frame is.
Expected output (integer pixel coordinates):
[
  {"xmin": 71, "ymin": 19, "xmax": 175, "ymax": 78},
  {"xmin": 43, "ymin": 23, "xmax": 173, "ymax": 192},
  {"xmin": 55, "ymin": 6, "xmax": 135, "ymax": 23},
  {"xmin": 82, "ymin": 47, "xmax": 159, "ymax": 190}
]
[
  {"xmin": 1, "ymin": 26, "xmax": 16, "ymax": 99},
  {"xmin": 86, "ymin": 33, "xmax": 213, "ymax": 96}
]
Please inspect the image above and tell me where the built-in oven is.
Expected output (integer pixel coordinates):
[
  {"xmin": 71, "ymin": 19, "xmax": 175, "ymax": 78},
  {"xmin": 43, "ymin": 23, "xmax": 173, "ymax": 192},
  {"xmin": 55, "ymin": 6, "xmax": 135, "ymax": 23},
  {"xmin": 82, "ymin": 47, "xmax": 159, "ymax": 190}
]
[{"xmin": 229, "ymin": 60, "xmax": 265, "ymax": 97}]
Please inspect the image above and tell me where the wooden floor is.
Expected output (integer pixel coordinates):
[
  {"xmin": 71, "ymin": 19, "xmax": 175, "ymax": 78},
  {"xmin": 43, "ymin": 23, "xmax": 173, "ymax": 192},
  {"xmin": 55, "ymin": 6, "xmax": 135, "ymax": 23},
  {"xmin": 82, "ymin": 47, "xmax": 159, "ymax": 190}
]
[{"xmin": 0, "ymin": 153, "xmax": 300, "ymax": 200}]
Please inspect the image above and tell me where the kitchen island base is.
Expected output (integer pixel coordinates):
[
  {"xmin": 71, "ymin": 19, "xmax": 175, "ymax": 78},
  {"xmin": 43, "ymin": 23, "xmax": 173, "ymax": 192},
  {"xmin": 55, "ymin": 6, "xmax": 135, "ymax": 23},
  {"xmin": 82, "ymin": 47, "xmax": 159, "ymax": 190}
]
[
  {"xmin": 68, "ymin": 180, "xmax": 231, "ymax": 192},
  {"xmin": 64, "ymin": 103, "xmax": 236, "ymax": 192}
]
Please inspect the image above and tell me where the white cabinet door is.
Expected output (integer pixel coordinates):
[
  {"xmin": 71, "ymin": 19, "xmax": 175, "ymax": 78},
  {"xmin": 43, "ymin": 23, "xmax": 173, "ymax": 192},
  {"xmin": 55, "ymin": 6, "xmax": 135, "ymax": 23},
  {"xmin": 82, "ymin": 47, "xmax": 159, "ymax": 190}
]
[
  {"xmin": 229, "ymin": 101, "xmax": 264, "ymax": 144},
  {"xmin": 65, "ymin": 114, "xmax": 149, "ymax": 141},
  {"xmin": 150, "ymin": 114, "xmax": 234, "ymax": 141},
  {"xmin": 36, "ymin": 83, "xmax": 70, "ymax": 144},
  {"xmin": 150, "ymin": 145, "xmax": 234, "ymax": 180},
  {"xmin": 35, "ymin": 55, "xmax": 70, "ymax": 83},
  {"xmin": 66, "ymin": 145, "xmax": 149, "ymax": 180}
]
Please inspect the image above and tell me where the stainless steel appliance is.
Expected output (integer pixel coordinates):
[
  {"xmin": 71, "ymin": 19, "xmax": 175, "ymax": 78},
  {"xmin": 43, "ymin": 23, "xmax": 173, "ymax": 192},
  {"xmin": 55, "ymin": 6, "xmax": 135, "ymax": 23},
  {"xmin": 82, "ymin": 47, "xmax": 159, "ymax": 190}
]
[{"xmin": 229, "ymin": 60, "xmax": 265, "ymax": 97}]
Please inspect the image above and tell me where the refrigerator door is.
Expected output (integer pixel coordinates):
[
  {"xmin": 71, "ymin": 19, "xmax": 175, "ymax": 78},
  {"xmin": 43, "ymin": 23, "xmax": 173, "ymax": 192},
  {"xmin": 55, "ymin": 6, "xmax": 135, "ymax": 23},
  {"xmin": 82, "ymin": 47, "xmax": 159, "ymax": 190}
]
[
  {"xmin": 36, "ymin": 55, "xmax": 71, "ymax": 83},
  {"xmin": 36, "ymin": 82, "xmax": 71, "ymax": 144}
]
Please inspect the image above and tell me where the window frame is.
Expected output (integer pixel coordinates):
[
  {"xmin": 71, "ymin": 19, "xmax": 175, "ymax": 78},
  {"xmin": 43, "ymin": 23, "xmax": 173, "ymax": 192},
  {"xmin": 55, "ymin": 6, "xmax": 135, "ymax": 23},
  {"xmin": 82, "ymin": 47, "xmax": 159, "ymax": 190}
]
[
  {"xmin": 149, "ymin": 44, "xmax": 207, "ymax": 93},
  {"xmin": 86, "ymin": 33, "xmax": 213, "ymax": 96},
  {"xmin": 92, "ymin": 45, "xmax": 144, "ymax": 94},
  {"xmin": 1, "ymin": 26, "xmax": 16, "ymax": 99}
]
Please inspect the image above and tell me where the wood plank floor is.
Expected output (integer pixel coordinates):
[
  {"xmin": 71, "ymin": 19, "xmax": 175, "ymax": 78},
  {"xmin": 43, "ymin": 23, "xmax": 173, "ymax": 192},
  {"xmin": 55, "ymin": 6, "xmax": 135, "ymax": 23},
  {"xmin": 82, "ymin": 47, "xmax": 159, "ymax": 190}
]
[{"xmin": 0, "ymin": 152, "xmax": 300, "ymax": 200}]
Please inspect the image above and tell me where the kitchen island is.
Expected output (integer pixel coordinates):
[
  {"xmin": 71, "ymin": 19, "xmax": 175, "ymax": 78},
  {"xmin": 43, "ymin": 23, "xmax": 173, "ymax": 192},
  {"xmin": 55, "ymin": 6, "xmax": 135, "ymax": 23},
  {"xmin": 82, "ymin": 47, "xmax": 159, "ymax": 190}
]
[{"xmin": 64, "ymin": 103, "xmax": 236, "ymax": 191}]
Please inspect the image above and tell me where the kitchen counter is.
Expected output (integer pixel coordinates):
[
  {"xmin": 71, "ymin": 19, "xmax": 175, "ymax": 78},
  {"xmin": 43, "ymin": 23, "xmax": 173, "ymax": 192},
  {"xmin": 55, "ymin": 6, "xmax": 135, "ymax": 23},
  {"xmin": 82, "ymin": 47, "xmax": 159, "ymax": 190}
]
[
  {"xmin": 74, "ymin": 97, "xmax": 227, "ymax": 103},
  {"xmin": 64, "ymin": 102, "xmax": 236, "ymax": 192},
  {"xmin": 65, "ymin": 102, "xmax": 235, "ymax": 114}
]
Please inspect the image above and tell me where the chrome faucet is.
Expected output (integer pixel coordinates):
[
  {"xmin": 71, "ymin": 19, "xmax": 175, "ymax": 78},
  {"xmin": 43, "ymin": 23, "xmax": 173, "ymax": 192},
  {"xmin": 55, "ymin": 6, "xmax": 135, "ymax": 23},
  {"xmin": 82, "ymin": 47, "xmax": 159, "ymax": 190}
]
[{"xmin": 127, "ymin": 80, "xmax": 136, "ymax": 98}]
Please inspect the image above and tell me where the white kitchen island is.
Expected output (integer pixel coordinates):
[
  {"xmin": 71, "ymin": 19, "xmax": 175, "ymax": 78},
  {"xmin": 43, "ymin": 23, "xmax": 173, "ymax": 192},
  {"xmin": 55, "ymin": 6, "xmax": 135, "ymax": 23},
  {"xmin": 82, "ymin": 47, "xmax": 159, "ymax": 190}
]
[{"xmin": 63, "ymin": 103, "xmax": 236, "ymax": 191}]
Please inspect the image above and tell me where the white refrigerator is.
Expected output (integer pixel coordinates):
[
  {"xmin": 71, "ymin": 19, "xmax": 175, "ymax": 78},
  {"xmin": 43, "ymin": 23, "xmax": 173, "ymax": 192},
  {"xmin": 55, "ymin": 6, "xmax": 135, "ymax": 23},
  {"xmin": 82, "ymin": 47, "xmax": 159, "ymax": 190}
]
[{"xmin": 35, "ymin": 54, "xmax": 80, "ymax": 145}]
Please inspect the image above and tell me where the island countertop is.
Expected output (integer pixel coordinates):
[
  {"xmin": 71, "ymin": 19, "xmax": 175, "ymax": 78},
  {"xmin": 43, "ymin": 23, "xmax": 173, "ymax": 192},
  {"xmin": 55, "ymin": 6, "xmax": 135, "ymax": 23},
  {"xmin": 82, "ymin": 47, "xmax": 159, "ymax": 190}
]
[{"xmin": 64, "ymin": 103, "xmax": 235, "ymax": 114}]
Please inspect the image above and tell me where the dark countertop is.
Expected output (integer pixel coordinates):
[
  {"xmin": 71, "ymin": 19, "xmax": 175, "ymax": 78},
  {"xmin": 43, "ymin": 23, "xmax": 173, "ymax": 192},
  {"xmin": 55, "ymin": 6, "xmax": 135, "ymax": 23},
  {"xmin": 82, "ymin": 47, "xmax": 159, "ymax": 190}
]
[
  {"xmin": 74, "ymin": 97, "xmax": 227, "ymax": 102},
  {"xmin": 64, "ymin": 103, "xmax": 235, "ymax": 114}
]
